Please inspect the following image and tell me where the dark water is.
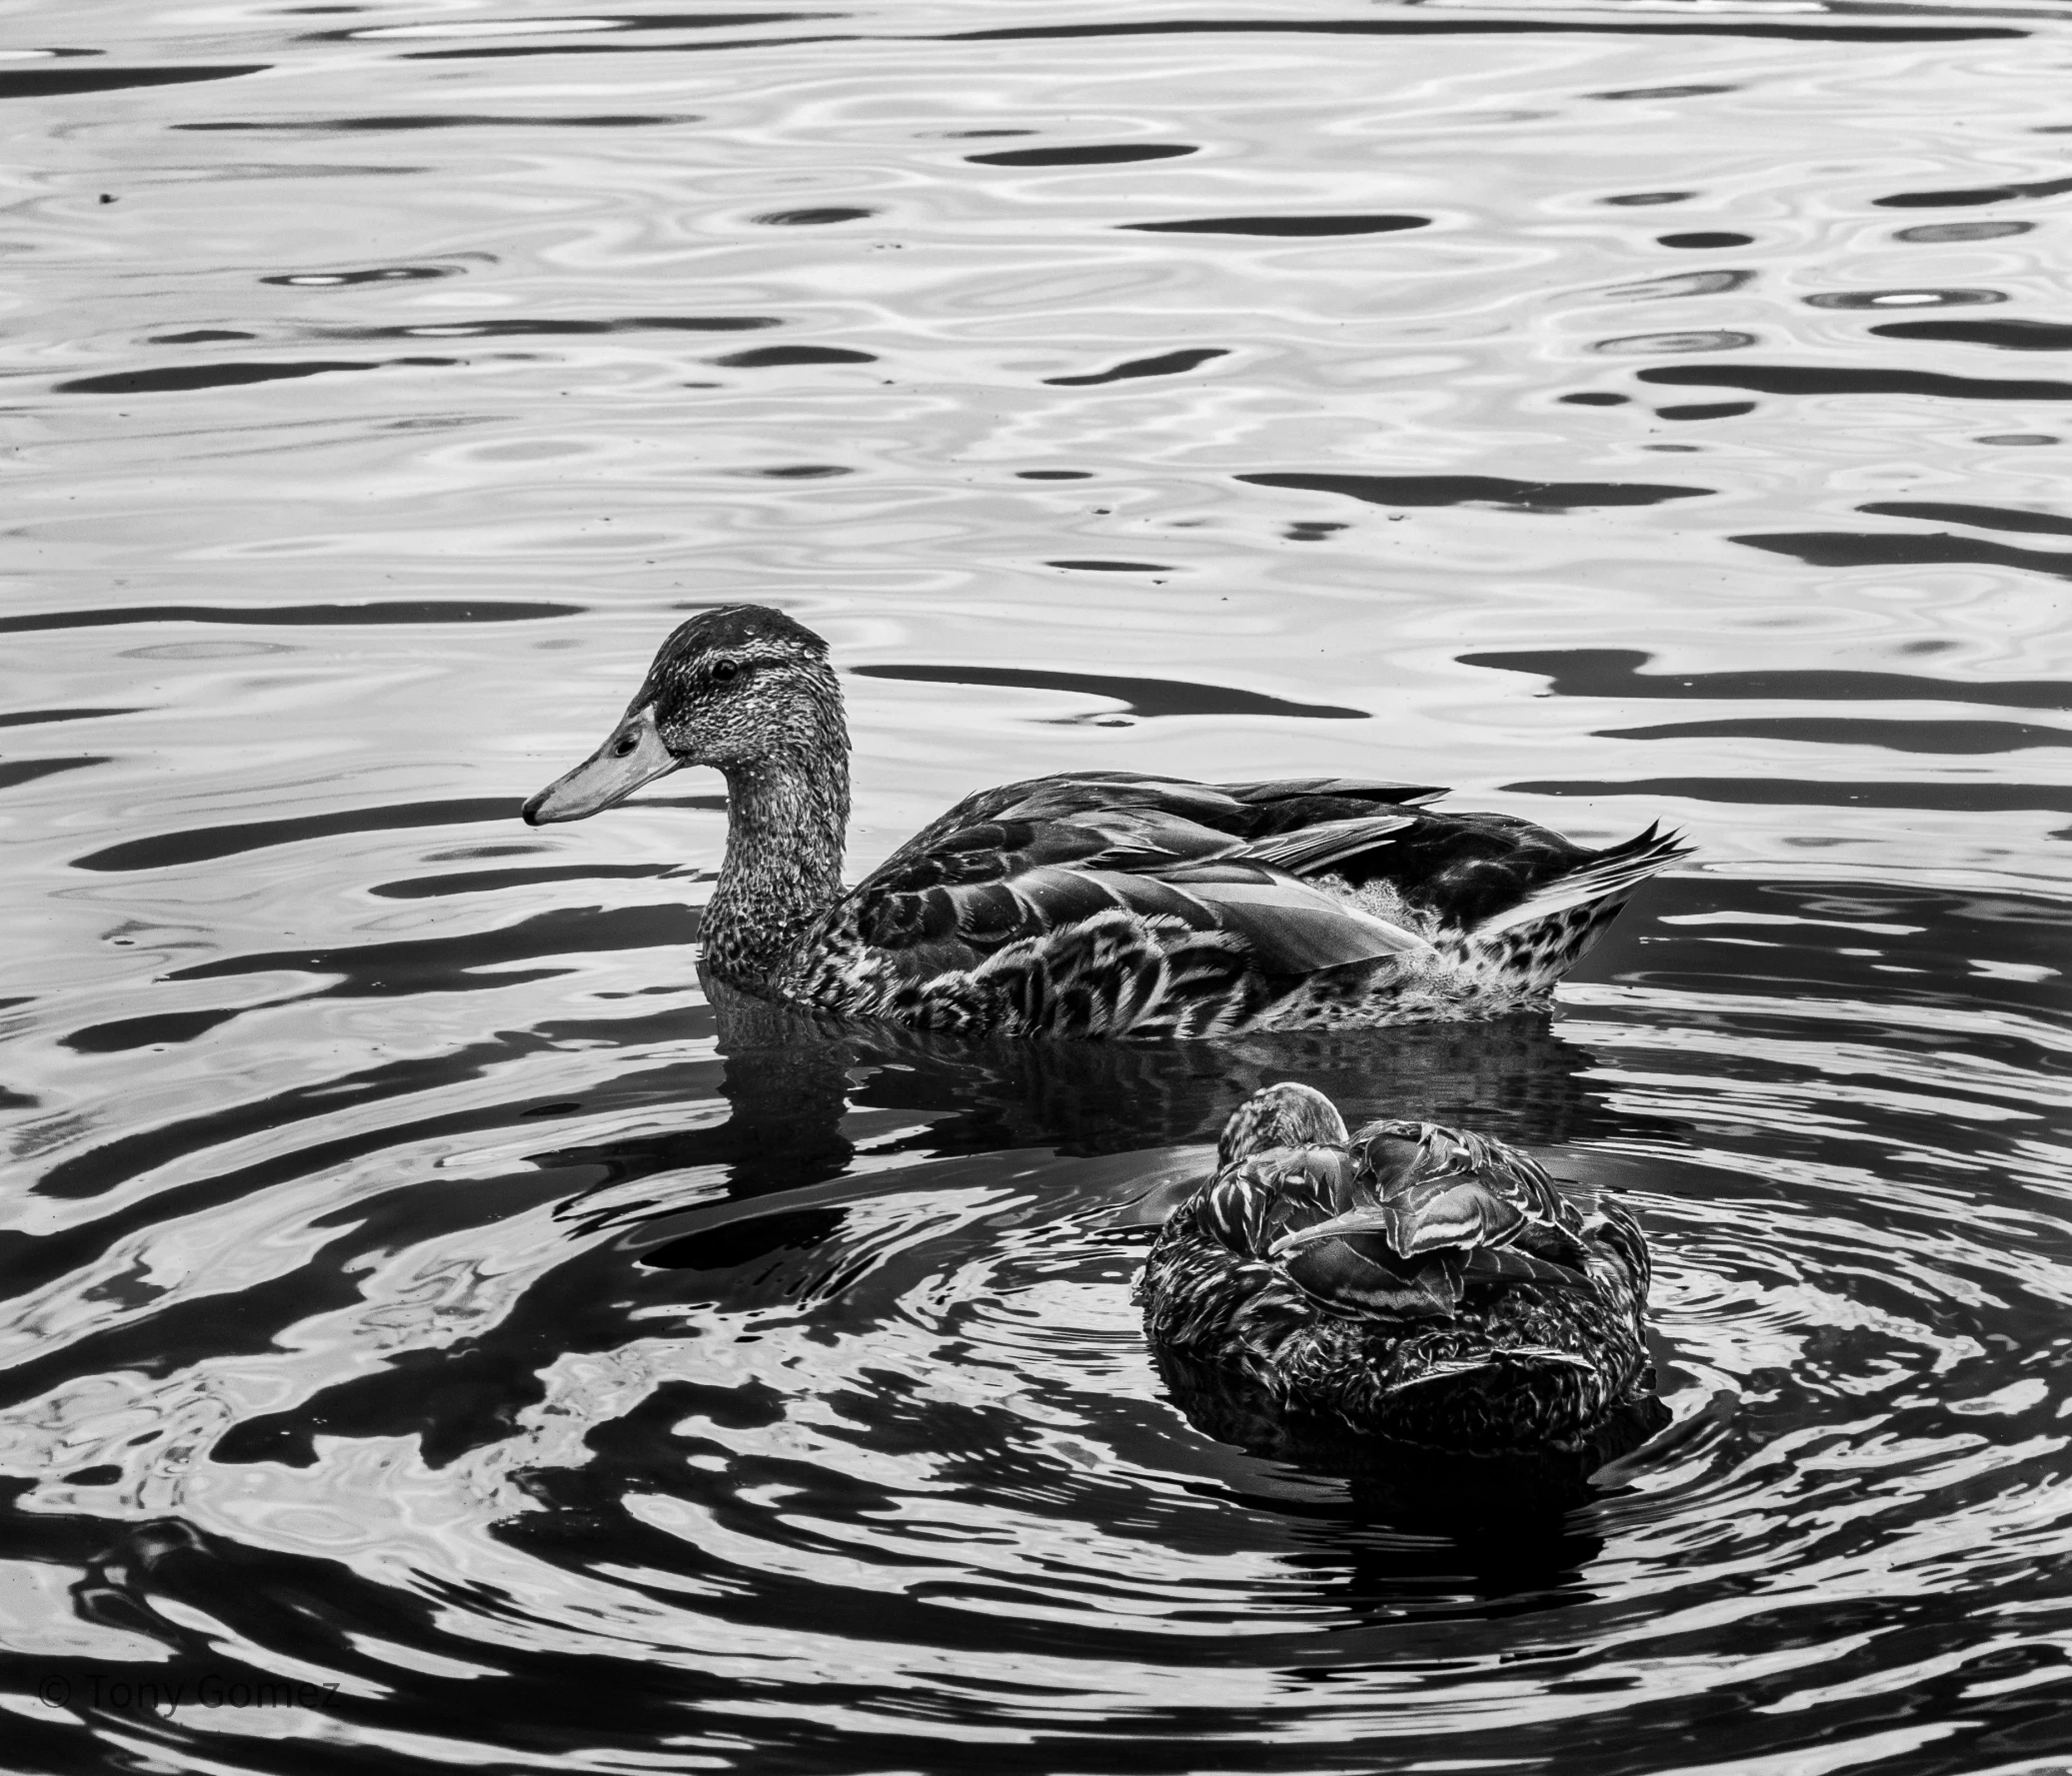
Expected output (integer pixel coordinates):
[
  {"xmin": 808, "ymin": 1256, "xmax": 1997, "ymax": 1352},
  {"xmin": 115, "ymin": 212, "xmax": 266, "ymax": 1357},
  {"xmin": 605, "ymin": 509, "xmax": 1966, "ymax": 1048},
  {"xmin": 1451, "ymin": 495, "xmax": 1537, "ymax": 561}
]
[{"xmin": 4, "ymin": 1, "xmax": 2071, "ymax": 1770}]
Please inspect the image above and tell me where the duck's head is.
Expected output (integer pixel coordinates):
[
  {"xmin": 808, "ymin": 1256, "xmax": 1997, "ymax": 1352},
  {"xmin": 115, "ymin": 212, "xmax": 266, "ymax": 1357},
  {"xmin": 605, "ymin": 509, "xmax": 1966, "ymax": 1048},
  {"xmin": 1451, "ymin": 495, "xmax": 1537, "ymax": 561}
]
[
  {"xmin": 523, "ymin": 604, "xmax": 844, "ymax": 825},
  {"xmin": 1217, "ymin": 1082, "xmax": 1350, "ymax": 1166}
]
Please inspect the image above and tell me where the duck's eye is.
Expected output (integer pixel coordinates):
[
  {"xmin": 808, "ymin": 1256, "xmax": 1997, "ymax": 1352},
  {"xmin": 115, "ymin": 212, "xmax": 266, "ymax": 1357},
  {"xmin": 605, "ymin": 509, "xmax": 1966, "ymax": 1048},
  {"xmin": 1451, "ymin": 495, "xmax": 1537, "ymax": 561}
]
[{"xmin": 711, "ymin": 659, "xmax": 741, "ymax": 684}]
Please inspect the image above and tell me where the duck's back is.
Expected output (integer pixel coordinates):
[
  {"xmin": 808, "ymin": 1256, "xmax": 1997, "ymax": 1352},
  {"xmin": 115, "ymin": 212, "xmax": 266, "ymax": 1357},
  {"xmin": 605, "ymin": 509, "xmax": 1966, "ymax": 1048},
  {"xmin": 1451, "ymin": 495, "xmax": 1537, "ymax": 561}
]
[
  {"xmin": 783, "ymin": 771, "xmax": 1684, "ymax": 1035},
  {"xmin": 1139, "ymin": 1107, "xmax": 1655, "ymax": 1451}
]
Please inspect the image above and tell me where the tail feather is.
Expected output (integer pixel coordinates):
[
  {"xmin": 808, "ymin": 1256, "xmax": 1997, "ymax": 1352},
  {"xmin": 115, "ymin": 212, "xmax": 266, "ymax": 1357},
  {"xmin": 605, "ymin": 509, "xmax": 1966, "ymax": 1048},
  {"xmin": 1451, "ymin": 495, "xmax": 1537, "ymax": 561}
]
[{"xmin": 1471, "ymin": 824, "xmax": 1691, "ymax": 940}]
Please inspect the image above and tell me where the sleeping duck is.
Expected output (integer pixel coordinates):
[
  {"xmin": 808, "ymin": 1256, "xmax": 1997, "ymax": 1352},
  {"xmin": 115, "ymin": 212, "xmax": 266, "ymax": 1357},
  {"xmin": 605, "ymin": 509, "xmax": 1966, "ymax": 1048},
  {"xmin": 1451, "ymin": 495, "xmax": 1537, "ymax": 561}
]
[
  {"xmin": 522, "ymin": 605, "xmax": 1687, "ymax": 1037},
  {"xmin": 1136, "ymin": 1082, "xmax": 1655, "ymax": 1451}
]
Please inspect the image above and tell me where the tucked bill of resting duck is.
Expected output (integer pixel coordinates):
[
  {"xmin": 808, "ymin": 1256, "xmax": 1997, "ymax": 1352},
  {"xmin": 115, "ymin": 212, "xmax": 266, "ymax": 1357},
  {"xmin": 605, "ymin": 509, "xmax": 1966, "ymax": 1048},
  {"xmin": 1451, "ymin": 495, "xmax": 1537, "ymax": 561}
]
[
  {"xmin": 1132, "ymin": 1082, "xmax": 1655, "ymax": 1452},
  {"xmin": 522, "ymin": 605, "xmax": 1689, "ymax": 1037}
]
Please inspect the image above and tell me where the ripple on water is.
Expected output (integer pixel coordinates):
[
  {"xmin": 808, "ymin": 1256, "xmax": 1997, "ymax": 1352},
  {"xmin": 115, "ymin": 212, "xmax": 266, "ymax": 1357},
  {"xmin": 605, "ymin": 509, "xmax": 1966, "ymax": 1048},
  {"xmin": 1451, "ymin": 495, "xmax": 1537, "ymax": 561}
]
[{"xmin": 2, "ymin": 1, "xmax": 2071, "ymax": 1770}]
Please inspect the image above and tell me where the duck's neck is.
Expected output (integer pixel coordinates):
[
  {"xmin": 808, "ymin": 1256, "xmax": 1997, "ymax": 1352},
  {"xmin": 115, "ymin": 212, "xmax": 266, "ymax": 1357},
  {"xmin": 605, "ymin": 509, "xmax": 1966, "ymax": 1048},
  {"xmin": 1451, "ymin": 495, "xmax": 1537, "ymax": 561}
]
[{"xmin": 702, "ymin": 742, "xmax": 851, "ymax": 992}]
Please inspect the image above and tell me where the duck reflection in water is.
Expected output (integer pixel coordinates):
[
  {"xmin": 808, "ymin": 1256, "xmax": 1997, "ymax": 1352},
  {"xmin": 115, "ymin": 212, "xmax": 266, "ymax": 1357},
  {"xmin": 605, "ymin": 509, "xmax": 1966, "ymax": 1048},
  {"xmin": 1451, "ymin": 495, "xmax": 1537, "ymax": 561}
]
[
  {"xmin": 551, "ymin": 986, "xmax": 1638, "ymax": 1210},
  {"xmin": 1157, "ymin": 1338, "xmax": 1666, "ymax": 1584},
  {"xmin": 1152, "ymin": 1324, "xmax": 1665, "ymax": 1602}
]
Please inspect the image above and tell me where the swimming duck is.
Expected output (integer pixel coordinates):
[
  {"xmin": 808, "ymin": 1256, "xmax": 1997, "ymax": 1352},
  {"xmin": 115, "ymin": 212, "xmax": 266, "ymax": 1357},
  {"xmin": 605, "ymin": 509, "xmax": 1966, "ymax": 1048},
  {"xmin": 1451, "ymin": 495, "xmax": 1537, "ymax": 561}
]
[
  {"xmin": 523, "ymin": 606, "xmax": 1687, "ymax": 1037},
  {"xmin": 1136, "ymin": 1082, "xmax": 1655, "ymax": 1451}
]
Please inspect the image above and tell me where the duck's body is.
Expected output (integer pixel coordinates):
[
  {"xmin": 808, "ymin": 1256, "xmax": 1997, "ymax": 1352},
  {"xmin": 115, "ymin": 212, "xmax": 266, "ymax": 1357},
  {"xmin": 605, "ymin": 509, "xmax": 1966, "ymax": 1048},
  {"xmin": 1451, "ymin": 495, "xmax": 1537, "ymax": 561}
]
[
  {"xmin": 780, "ymin": 770, "xmax": 1683, "ymax": 1036},
  {"xmin": 1137, "ymin": 1084, "xmax": 1655, "ymax": 1451},
  {"xmin": 524, "ymin": 606, "xmax": 1688, "ymax": 1038}
]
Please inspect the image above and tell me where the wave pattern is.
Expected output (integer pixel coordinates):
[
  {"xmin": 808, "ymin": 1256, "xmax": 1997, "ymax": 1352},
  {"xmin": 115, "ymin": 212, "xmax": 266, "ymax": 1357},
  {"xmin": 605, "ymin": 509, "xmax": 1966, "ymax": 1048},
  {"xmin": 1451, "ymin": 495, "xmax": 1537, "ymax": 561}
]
[{"xmin": 2, "ymin": 1, "xmax": 2070, "ymax": 1771}]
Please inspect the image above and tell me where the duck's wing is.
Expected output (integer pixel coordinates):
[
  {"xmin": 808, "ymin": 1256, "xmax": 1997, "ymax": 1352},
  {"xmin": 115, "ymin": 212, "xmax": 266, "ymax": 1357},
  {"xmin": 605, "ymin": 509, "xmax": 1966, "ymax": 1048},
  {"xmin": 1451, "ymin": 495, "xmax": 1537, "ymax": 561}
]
[
  {"xmin": 876, "ymin": 772, "xmax": 1447, "ymax": 863},
  {"xmin": 1259, "ymin": 1121, "xmax": 1603, "ymax": 1321},
  {"xmin": 1279, "ymin": 807, "xmax": 1691, "ymax": 938},
  {"xmin": 837, "ymin": 773, "xmax": 1437, "ymax": 986},
  {"xmin": 990, "ymin": 777, "xmax": 1684, "ymax": 943}
]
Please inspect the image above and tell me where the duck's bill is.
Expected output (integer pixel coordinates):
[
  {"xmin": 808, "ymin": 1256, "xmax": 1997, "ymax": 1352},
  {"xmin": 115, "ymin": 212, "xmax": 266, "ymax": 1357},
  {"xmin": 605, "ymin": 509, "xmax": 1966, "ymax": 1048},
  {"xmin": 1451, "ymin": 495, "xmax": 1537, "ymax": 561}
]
[{"xmin": 522, "ymin": 705, "xmax": 679, "ymax": 825}]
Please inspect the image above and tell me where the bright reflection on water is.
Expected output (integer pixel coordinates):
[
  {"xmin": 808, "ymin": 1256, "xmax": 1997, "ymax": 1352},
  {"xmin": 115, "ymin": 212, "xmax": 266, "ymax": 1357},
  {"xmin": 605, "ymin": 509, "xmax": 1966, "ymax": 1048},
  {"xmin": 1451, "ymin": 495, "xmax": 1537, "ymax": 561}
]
[{"xmin": 2, "ymin": 0, "xmax": 2070, "ymax": 1769}]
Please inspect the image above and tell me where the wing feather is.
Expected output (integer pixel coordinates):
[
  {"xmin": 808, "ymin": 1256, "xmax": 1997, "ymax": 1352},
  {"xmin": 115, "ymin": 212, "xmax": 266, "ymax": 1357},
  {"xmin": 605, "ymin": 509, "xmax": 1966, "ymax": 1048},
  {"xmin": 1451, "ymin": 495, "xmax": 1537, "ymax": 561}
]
[
  {"xmin": 1459, "ymin": 1246, "xmax": 1590, "ymax": 1287},
  {"xmin": 1218, "ymin": 777, "xmax": 1448, "ymax": 806},
  {"xmin": 843, "ymin": 779, "xmax": 1439, "ymax": 989},
  {"xmin": 1163, "ymin": 872, "xmax": 1434, "ymax": 973},
  {"xmin": 1235, "ymin": 813, "xmax": 1416, "ymax": 877}
]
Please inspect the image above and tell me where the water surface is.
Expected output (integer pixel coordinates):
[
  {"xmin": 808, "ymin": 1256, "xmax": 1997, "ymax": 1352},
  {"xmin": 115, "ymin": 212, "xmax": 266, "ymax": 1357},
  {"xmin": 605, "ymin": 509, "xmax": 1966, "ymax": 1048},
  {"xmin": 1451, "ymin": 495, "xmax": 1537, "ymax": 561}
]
[{"xmin": 2, "ymin": 0, "xmax": 2070, "ymax": 1770}]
